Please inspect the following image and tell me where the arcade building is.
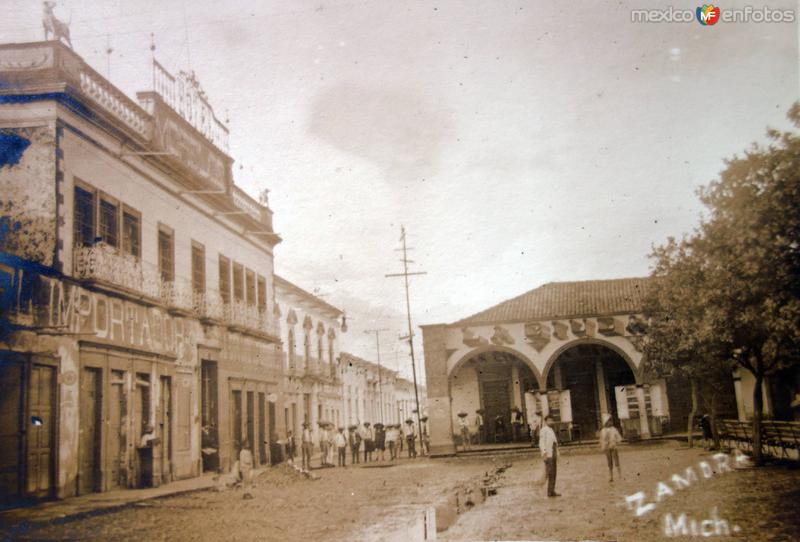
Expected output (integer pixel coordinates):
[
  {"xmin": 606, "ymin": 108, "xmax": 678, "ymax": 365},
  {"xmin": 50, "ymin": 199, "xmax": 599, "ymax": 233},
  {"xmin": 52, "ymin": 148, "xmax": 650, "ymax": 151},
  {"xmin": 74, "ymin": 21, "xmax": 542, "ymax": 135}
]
[{"xmin": 421, "ymin": 278, "xmax": 696, "ymax": 455}]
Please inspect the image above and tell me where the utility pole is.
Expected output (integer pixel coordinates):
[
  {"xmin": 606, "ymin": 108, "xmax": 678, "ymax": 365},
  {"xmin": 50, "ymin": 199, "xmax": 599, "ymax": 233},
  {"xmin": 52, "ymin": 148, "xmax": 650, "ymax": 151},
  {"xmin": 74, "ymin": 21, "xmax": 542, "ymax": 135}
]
[
  {"xmin": 385, "ymin": 225, "xmax": 426, "ymax": 446},
  {"xmin": 364, "ymin": 328, "xmax": 389, "ymax": 424}
]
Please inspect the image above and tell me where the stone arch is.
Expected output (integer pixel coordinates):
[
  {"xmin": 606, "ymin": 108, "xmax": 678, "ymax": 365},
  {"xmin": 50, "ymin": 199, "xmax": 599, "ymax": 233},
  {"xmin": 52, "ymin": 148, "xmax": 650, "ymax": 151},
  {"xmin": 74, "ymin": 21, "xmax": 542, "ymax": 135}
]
[
  {"xmin": 448, "ymin": 345, "xmax": 544, "ymax": 389},
  {"xmin": 541, "ymin": 337, "xmax": 641, "ymax": 386}
]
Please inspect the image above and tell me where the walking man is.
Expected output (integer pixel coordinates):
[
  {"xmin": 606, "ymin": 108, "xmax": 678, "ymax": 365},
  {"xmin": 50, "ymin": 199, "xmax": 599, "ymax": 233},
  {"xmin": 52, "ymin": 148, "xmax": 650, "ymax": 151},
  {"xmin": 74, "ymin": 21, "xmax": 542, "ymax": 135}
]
[
  {"xmin": 301, "ymin": 422, "xmax": 313, "ymax": 471},
  {"xmin": 539, "ymin": 415, "xmax": 559, "ymax": 497}
]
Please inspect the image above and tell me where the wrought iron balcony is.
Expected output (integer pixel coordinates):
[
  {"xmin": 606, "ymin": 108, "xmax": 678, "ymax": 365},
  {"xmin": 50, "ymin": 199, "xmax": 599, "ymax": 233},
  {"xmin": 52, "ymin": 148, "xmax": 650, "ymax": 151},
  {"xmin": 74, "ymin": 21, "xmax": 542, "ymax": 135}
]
[{"xmin": 73, "ymin": 244, "xmax": 161, "ymax": 299}]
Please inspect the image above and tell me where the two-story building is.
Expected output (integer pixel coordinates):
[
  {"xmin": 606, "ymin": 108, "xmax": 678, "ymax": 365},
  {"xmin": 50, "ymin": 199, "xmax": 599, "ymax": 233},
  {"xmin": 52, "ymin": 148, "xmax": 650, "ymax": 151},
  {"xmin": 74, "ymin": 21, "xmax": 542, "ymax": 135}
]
[
  {"xmin": 0, "ymin": 41, "xmax": 281, "ymax": 504},
  {"xmin": 273, "ymin": 275, "xmax": 344, "ymax": 442}
]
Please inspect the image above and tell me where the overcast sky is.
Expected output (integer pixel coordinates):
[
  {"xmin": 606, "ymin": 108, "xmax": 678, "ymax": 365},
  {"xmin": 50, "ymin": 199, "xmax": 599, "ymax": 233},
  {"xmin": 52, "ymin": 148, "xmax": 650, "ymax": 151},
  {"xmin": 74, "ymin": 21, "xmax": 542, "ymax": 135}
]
[{"xmin": 3, "ymin": 0, "xmax": 798, "ymax": 379}]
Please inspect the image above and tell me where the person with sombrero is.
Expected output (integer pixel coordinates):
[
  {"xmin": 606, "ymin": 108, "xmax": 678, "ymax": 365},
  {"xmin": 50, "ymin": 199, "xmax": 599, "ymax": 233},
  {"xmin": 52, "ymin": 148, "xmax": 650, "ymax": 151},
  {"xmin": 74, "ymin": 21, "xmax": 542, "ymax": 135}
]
[
  {"xmin": 385, "ymin": 424, "xmax": 400, "ymax": 460},
  {"xmin": 361, "ymin": 422, "xmax": 374, "ymax": 462},
  {"xmin": 403, "ymin": 419, "xmax": 417, "ymax": 458},
  {"xmin": 457, "ymin": 411, "xmax": 471, "ymax": 451},
  {"xmin": 348, "ymin": 424, "xmax": 361, "ymax": 464},
  {"xmin": 374, "ymin": 422, "xmax": 386, "ymax": 461}
]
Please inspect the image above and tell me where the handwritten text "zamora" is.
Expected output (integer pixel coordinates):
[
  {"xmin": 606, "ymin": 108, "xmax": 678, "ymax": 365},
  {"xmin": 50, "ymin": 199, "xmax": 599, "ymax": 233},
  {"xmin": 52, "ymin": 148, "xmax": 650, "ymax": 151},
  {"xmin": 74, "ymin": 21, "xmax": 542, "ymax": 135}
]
[{"xmin": 625, "ymin": 450, "xmax": 750, "ymax": 517}]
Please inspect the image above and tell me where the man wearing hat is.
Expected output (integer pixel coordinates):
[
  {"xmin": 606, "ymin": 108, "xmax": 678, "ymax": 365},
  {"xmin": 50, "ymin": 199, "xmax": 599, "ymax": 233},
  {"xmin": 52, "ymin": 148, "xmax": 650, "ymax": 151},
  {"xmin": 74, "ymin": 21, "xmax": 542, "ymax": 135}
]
[
  {"xmin": 348, "ymin": 425, "xmax": 361, "ymax": 464},
  {"xmin": 403, "ymin": 419, "xmax": 417, "ymax": 458},
  {"xmin": 301, "ymin": 422, "xmax": 313, "ymax": 471},
  {"xmin": 334, "ymin": 427, "xmax": 348, "ymax": 467},
  {"xmin": 539, "ymin": 414, "xmax": 559, "ymax": 497}
]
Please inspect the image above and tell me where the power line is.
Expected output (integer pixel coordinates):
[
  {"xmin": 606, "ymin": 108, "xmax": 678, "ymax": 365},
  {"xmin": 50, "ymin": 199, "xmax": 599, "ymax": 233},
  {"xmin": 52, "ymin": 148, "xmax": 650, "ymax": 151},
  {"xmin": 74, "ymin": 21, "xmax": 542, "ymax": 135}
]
[{"xmin": 385, "ymin": 225, "xmax": 426, "ymax": 447}]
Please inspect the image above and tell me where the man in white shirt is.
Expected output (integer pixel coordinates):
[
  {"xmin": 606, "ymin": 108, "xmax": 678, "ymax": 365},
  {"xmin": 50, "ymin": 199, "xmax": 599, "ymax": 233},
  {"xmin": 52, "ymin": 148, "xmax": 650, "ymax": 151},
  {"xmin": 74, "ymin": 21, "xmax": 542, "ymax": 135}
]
[
  {"xmin": 538, "ymin": 414, "xmax": 560, "ymax": 497},
  {"xmin": 301, "ymin": 422, "xmax": 313, "ymax": 471},
  {"xmin": 334, "ymin": 427, "xmax": 348, "ymax": 467}
]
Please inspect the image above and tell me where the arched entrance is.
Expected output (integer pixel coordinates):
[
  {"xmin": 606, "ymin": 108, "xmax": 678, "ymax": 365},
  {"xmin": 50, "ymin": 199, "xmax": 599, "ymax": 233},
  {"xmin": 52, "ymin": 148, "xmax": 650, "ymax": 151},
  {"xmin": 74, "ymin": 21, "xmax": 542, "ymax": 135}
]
[
  {"xmin": 450, "ymin": 349, "xmax": 539, "ymax": 444},
  {"xmin": 545, "ymin": 343, "xmax": 636, "ymax": 437}
]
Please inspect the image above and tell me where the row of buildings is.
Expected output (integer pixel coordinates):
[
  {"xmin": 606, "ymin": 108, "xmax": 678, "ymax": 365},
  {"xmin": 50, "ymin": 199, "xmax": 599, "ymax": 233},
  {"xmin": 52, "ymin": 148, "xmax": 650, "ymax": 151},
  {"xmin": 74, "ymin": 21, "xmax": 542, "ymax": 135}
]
[{"xmin": 0, "ymin": 41, "xmax": 423, "ymax": 507}]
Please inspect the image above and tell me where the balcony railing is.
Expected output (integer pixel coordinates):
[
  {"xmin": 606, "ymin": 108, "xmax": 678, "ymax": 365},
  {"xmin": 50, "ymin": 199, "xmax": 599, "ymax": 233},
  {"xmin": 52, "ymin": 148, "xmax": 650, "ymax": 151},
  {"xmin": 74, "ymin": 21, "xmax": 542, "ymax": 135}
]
[{"xmin": 74, "ymin": 246, "xmax": 277, "ymax": 337}]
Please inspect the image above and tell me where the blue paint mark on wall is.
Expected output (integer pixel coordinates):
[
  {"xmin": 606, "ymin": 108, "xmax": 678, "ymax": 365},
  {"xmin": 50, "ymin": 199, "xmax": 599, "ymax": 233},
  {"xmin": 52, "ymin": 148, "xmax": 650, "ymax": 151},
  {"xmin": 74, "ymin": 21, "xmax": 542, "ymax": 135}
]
[{"xmin": 0, "ymin": 130, "xmax": 31, "ymax": 169}]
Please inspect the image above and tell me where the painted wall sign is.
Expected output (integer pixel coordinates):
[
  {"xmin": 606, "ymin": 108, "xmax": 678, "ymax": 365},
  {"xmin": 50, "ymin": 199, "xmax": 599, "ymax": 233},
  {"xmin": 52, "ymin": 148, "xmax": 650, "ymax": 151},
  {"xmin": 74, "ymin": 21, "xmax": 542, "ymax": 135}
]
[{"xmin": 42, "ymin": 276, "xmax": 196, "ymax": 364}]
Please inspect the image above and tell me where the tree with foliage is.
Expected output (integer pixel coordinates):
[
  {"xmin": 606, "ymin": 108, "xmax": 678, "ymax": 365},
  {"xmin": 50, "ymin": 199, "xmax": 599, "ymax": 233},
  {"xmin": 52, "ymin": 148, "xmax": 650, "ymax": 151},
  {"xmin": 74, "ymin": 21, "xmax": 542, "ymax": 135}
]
[{"xmin": 645, "ymin": 104, "xmax": 800, "ymax": 465}]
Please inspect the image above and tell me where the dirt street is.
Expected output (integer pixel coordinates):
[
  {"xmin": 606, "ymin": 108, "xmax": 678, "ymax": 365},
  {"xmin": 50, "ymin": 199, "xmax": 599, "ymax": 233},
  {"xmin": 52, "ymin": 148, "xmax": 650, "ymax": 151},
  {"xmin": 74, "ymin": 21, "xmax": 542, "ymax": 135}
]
[{"xmin": 3, "ymin": 442, "xmax": 799, "ymax": 542}]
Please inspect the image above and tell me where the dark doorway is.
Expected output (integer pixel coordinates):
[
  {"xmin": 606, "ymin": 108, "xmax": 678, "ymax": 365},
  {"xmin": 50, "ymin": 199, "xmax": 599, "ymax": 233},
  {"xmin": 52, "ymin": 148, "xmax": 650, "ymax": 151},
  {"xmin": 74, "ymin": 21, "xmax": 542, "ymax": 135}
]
[
  {"xmin": 159, "ymin": 376, "xmax": 172, "ymax": 484},
  {"xmin": 232, "ymin": 390, "xmax": 243, "ymax": 458},
  {"xmin": 258, "ymin": 393, "xmax": 267, "ymax": 465},
  {"xmin": 79, "ymin": 368, "xmax": 102, "ymax": 495},
  {"xmin": 246, "ymin": 391, "xmax": 255, "ymax": 456},
  {"xmin": 200, "ymin": 360, "xmax": 219, "ymax": 472},
  {"xmin": 108, "ymin": 371, "xmax": 127, "ymax": 489}
]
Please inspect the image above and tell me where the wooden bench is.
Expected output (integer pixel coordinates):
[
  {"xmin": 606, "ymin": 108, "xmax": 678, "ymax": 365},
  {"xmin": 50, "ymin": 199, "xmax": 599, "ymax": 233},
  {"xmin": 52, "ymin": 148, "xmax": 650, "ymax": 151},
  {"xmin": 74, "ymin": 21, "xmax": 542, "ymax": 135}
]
[{"xmin": 717, "ymin": 418, "xmax": 800, "ymax": 459}]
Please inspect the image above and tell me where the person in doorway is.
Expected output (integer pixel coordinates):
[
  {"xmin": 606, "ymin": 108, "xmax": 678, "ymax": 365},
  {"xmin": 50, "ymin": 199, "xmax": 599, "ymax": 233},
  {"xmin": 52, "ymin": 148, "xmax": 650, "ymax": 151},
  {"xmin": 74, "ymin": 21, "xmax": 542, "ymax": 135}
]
[
  {"xmin": 404, "ymin": 419, "xmax": 417, "ymax": 458},
  {"xmin": 301, "ymin": 422, "xmax": 313, "ymax": 471},
  {"xmin": 348, "ymin": 425, "xmax": 361, "ymax": 464},
  {"xmin": 511, "ymin": 407, "xmax": 524, "ymax": 442},
  {"xmin": 239, "ymin": 440, "xmax": 254, "ymax": 490},
  {"xmin": 494, "ymin": 415, "xmax": 507, "ymax": 443},
  {"xmin": 457, "ymin": 412, "xmax": 471, "ymax": 451},
  {"xmin": 475, "ymin": 409, "xmax": 485, "ymax": 444},
  {"xmin": 598, "ymin": 413, "xmax": 622, "ymax": 482},
  {"xmin": 137, "ymin": 424, "xmax": 159, "ymax": 487},
  {"xmin": 374, "ymin": 423, "xmax": 386, "ymax": 461},
  {"xmin": 335, "ymin": 427, "xmax": 348, "ymax": 467},
  {"xmin": 539, "ymin": 415, "xmax": 559, "ymax": 497}
]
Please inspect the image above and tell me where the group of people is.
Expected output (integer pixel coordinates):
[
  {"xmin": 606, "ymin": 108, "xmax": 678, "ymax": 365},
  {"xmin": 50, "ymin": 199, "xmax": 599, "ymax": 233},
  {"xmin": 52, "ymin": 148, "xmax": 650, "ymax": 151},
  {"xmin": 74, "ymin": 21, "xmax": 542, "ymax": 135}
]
[
  {"xmin": 457, "ymin": 408, "xmax": 537, "ymax": 449},
  {"xmin": 285, "ymin": 418, "xmax": 431, "ymax": 471}
]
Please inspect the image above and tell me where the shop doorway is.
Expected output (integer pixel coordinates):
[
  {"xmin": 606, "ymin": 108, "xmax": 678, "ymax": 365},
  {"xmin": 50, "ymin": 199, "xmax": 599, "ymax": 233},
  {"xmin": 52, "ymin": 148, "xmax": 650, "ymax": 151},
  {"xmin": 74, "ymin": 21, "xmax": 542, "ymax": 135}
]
[{"xmin": 79, "ymin": 367, "xmax": 102, "ymax": 495}]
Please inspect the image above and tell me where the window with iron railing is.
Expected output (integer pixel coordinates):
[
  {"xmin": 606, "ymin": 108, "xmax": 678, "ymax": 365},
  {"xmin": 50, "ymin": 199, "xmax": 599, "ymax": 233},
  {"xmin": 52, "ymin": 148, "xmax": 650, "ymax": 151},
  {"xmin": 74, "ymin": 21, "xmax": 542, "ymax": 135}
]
[
  {"xmin": 73, "ymin": 186, "xmax": 95, "ymax": 247},
  {"xmin": 122, "ymin": 209, "xmax": 141, "ymax": 258},
  {"xmin": 192, "ymin": 242, "xmax": 205, "ymax": 294},
  {"xmin": 158, "ymin": 226, "xmax": 174, "ymax": 283},
  {"xmin": 219, "ymin": 255, "xmax": 231, "ymax": 304},
  {"xmin": 233, "ymin": 263, "xmax": 244, "ymax": 302},
  {"xmin": 245, "ymin": 269, "xmax": 256, "ymax": 306},
  {"xmin": 99, "ymin": 198, "xmax": 119, "ymax": 247},
  {"xmin": 257, "ymin": 275, "xmax": 267, "ymax": 312}
]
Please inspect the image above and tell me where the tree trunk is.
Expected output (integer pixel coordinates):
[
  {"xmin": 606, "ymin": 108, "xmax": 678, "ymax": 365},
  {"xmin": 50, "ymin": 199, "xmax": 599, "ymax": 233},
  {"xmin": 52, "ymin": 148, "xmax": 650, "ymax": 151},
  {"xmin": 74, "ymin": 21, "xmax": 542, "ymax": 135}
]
[
  {"xmin": 710, "ymin": 391, "xmax": 720, "ymax": 450},
  {"xmin": 752, "ymin": 371, "xmax": 764, "ymax": 466},
  {"xmin": 687, "ymin": 378, "xmax": 698, "ymax": 448}
]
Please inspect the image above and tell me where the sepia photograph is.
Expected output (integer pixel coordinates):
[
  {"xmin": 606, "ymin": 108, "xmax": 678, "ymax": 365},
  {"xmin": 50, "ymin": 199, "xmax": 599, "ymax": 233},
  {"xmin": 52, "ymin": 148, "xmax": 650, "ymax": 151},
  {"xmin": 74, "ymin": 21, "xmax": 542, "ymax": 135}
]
[{"xmin": 0, "ymin": 1, "xmax": 799, "ymax": 540}]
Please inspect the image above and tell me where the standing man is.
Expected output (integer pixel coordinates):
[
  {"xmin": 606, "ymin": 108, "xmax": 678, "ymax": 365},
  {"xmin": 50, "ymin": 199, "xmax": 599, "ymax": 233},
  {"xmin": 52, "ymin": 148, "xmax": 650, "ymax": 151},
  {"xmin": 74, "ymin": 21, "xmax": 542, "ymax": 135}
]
[
  {"xmin": 404, "ymin": 419, "xmax": 417, "ymax": 458},
  {"xmin": 475, "ymin": 409, "xmax": 485, "ymax": 445},
  {"xmin": 335, "ymin": 427, "xmax": 348, "ymax": 467},
  {"xmin": 348, "ymin": 425, "xmax": 361, "ymax": 464},
  {"xmin": 457, "ymin": 412, "xmax": 471, "ymax": 451},
  {"xmin": 419, "ymin": 417, "xmax": 431, "ymax": 456},
  {"xmin": 301, "ymin": 422, "xmax": 313, "ymax": 471},
  {"xmin": 319, "ymin": 422, "xmax": 330, "ymax": 467},
  {"xmin": 538, "ymin": 415, "xmax": 559, "ymax": 497}
]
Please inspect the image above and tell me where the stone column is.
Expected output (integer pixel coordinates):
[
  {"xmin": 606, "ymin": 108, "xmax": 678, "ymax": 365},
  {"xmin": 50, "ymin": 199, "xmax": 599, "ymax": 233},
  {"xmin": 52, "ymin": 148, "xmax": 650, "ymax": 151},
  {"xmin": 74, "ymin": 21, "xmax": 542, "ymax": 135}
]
[
  {"xmin": 595, "ymin": 359, "xmax": 609, "ymax": 418},
  {"xmin": 635, "ymin": 385, "xmax": 651, "ymax": 438},
  {"xmin": 422, "ymin": 324, "xmax": 456, "ymax": 456}
]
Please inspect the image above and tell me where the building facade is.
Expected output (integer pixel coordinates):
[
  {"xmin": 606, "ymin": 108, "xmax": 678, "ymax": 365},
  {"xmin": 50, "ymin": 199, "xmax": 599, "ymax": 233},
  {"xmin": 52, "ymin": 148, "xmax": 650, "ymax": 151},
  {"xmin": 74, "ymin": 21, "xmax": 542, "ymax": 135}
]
[
  {"xmin": 273, "ymin": 275, "xmax": 344, "ymax": 442},
  {"xmin": 0, "ymin": 41, "xmax": 281, "ymax": 505},
  {"xmin": 421, "ymin": 278, "xmax": 703, "ymax": 455}
]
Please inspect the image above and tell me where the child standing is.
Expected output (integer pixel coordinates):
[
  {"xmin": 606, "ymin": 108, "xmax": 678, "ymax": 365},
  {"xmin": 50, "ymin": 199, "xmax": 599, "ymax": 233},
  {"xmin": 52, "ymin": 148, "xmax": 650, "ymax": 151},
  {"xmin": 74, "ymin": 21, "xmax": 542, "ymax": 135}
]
[
  {"xmin": 239, "ymin": 440, "xmax": 254, "ymax": 490},
  {"xmin": 599, "ymin": 413, "xmax": 622, "ymax": 482}
]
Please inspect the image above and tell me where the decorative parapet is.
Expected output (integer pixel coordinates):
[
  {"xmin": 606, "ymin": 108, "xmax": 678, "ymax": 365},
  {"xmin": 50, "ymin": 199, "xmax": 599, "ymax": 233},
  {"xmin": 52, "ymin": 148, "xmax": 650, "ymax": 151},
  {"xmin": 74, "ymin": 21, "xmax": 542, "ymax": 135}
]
[{"xmin": 0, "ymin": 42, "xmax": 153, "ymax": 142}]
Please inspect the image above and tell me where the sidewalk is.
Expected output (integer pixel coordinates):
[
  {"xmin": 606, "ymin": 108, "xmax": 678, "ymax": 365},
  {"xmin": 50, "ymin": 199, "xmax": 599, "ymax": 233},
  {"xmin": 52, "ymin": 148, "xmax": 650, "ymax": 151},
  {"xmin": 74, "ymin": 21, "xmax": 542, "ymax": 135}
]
[{"xmin": 0, "ymin": 469, "xmax": 260, "ymax": 537}]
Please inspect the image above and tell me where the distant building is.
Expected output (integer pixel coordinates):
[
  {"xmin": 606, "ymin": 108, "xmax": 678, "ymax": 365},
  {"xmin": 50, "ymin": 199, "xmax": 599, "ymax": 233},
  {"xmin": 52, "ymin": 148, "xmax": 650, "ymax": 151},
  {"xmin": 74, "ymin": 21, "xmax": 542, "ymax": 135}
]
[
  {"xmin": 0, "ymin": 41, "xmax": 281, "ymax": 503},
  {"xmin": 421, "ymin": 278, "xmax": 710, "ymax": 455},
  {"xmin": 273, "ymin": 275, "xmax": 345, "ymax": 440}
]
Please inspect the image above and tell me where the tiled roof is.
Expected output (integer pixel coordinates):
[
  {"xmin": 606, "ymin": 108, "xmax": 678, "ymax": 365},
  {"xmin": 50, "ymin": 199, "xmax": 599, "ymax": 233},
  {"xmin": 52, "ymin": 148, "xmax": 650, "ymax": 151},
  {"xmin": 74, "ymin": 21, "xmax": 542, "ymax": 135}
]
[{"xmin": 453, "ymin": 277, "xmax": 650, "ymax": 326}]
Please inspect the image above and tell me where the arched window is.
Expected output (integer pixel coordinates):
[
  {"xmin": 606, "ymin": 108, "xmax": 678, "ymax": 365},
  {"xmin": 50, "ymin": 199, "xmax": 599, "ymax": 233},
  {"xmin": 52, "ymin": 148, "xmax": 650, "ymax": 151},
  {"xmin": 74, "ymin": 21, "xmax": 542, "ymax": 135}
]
[{"xmin": 287, "ymin": 328, "xmax": 295, "ymax": 367}]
